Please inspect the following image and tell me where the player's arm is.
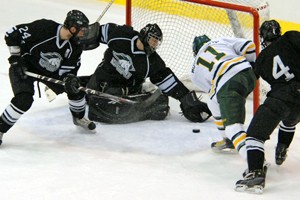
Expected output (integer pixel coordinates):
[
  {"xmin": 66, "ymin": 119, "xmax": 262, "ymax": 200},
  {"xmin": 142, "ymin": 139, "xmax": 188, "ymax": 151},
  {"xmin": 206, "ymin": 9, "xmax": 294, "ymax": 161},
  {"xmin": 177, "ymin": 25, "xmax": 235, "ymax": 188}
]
[
  {"xmin": 4, "ymin": 21, "xmax": 38, "ymax": 79},
  {"xmin": 5, "ymin": 25, "xmax": 26, "ymax": 56},
  {"xmin": 5, "ymin": 19, "xmax": 49, "ymax": 56},
  {"xmin": 149, "ymin": 56, "xmax": 211, "ymax": 122},
  {"xmin": 230, "ymin": 38, "xmax": 256, "ymax": 62}
]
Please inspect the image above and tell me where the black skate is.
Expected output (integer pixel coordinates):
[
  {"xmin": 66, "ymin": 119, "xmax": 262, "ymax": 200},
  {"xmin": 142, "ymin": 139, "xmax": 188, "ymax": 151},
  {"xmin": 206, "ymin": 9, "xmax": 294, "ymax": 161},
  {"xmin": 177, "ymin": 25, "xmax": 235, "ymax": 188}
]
[
  {"xmin": 211, "ymin": 138, "xmax": 236, "ymax": 153},
  {"xmin": 242, "ymin": 162, "xmax": 270, "ymax": 178},
  {"xmin": 0, "ymin": 132, "xmax": 3, "ymax": 145},
  {"xmin": 235, "ymin": 169, "xmax": 266, "ymax": 194},
  {"xmin": 275, "ymin": 143, "xmax": 288, "ymax": 165},
  {"xmin": 73, "ymin": 117, "xmax": 96, "ymax": 131}
]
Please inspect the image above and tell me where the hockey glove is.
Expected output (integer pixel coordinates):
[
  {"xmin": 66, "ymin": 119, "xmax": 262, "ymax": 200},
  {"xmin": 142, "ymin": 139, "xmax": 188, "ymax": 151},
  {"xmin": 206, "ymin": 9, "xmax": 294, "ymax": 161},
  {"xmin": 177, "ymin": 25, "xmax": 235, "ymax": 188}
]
[
  {"xmin": 63, "ymin": 74, "xmax": 81, "ymax": 94},
  {"xmin": 179, "ymin": 91, "xmax": 212, "ymax": 122},
  {"xmin": 8, "ymin": 55, "xmax": 27, "ymax": 80}
]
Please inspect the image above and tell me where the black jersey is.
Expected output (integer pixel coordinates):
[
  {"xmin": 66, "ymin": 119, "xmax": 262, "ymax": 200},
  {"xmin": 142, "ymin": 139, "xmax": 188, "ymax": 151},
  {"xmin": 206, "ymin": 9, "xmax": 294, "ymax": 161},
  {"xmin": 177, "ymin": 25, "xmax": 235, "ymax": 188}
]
[
  {"xmin": 5, "ymin": 19, "xmax": 82, "ymax": 79},
  {"xmin": 93, "ymin": 23, "xmax": 188, "ymax": 99},
  {"xmin": 254, "ymin": 31, "xmax": 300, "ymax": 90}
]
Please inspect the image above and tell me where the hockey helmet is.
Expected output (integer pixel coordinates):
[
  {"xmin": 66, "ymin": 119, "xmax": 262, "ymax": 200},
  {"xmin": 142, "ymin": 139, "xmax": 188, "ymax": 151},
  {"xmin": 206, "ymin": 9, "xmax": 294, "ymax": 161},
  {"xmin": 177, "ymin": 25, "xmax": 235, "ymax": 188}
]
[
  {"xmin": 64, "ymin": 10, "xmax": 89, "ymax": 35},
  {"xmin": 259, "ymin": 20, "xmax": 281, "ymax": 48},
  {"xmin": 139, "ymin": 23, "xmax": 163, "ymax": 55},
  {"xmin": 192, "ymin": 34, "xmax": 211, "ymax": 56}
]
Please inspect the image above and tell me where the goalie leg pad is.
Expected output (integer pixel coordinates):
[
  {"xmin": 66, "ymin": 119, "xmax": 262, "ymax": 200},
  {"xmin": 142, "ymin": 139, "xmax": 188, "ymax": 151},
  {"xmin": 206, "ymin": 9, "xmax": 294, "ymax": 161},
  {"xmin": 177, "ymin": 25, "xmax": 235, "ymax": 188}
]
[
  {"xmin": 145, "ymin": 94, "xmax": 169, "ymax": 120},
  {"xmin": 87, "ymin": 92, "xmax": 169, "ymax": 124}
]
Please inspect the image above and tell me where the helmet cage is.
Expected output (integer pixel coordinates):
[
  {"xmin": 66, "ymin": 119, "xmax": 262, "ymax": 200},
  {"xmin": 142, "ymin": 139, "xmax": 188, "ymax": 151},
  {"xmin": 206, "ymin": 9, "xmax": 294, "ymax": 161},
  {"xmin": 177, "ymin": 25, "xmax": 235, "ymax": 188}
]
[{"xmin": 139, "ymin": 24, "xmax": 163, "ymax": 55}]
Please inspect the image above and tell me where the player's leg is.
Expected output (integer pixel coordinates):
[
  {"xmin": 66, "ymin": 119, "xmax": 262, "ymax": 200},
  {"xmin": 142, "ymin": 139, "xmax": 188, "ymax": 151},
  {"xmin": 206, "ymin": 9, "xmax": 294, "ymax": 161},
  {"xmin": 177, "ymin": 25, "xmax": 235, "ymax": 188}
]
[
  {"xmin": 236, "ymin": 97, "xmax": 289, "ymax": 193},
  {"xmin": 45, "ymin": 81, "xmax": 96, "ymax": 131},
  {"xmin": 0, "ymin": 67, "xmax": 35, "ymax": 145},
  {"xmin": 275, "ymin": 108, "xmax": 300, "ymax": 165},
  {"xmin": 275, "ymin": 121, "xmax": 294, "ymax": 165},
  {"xmin": 217, "ymin": 68, "xmax": 256, "ymax": 159},
  {"xmin": 270, "ymin": 81, "xmax": 300, "ymax": 165},
  {"xmin": 67, "ymin": 92, "xmax": 96, "ymax": 130},
  {"xmin": 207, "ymin": 99, "xmax": 235, "ymax": 152}
]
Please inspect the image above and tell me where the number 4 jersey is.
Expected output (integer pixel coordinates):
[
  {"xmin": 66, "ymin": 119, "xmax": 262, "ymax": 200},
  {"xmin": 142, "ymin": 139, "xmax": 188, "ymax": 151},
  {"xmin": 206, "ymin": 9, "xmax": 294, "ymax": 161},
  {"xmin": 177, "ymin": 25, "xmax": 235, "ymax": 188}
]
[
  {"xmin": 254, "ymin": 31, "xmax": 300, "ymax": 89},
  {"xmin": 191, "ymin": 37, "xmax": 256, "ymax": 100}
]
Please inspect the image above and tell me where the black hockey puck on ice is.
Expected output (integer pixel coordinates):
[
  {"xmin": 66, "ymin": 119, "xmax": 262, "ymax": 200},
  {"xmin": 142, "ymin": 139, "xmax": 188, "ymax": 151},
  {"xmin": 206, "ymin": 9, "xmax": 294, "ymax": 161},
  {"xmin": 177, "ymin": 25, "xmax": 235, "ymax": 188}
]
[{"xmin": 192, "ymin": 129, "xmax": 200, "ymax": 133}]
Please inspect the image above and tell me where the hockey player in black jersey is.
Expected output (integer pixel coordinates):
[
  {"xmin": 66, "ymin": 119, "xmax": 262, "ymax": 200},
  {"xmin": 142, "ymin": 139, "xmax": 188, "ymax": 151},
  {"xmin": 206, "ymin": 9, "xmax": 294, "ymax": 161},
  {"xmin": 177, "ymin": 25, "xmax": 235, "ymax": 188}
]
[
  {"xmin": 0, "ymin": 10, "xmax": 96, "ymax": 145},
  {"xmin": 74, "ymin": 23, "xmax": 211, "ymax": 124},
  {"xmin": 235, "ymin": 20, "xmax": 300, "ymax": 194}
]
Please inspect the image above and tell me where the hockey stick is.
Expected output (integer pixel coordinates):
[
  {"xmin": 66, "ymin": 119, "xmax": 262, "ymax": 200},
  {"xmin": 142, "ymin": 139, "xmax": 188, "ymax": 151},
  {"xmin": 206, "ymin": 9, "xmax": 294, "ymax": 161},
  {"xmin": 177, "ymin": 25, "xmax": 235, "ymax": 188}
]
[
  {"xmin": 24, "ymin": 71, "xmax": 137, "ymax": 104},
  {"xmin": 96, "ymin": 0, "xmax": 115, "ymax": 22}
]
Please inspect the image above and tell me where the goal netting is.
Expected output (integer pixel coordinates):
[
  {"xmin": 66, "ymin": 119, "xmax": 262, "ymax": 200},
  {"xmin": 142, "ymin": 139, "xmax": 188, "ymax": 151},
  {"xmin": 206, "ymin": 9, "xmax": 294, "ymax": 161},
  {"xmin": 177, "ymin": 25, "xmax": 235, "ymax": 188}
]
[{"xmin": 126, "ymin": 0, "xmax": 270, "ymax": 111}]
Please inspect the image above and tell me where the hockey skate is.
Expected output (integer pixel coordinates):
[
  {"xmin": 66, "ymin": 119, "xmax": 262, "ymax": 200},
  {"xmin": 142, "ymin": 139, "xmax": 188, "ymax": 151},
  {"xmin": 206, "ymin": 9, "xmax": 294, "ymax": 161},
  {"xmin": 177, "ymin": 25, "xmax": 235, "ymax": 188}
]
[
  {"xmin": 235, "ymin": 169, "xmax": 266, "ymax": 194},
  {"xmin": 275, "ymin": 143, "xmax": 288, "ymax": 165},
  {"xmin": 0, "ymin": 132, "xmax": 3, "ymax": 145},
  {"xmin": 211, "ymin": 138, "xmax": 236, "ymax": 153},
  {"xmin": 242, "ymin": 162, "xmax": 270, "ymax": 178},
  {"xmin": 73, "ymin": 117, "xmax": 96, "ymax": 131}
]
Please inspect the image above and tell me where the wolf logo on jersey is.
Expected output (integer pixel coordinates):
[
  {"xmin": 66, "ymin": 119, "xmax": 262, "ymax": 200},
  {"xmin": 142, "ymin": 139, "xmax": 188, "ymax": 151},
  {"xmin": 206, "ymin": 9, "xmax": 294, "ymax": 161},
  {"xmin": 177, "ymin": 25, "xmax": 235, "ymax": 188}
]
[
  {"xmin": 39, "ymin": 52, "xmax": 63, "ymax": 72},
  {"xmin": 110, "ymin": 51, "xmax": 135, "ymax": 79}
]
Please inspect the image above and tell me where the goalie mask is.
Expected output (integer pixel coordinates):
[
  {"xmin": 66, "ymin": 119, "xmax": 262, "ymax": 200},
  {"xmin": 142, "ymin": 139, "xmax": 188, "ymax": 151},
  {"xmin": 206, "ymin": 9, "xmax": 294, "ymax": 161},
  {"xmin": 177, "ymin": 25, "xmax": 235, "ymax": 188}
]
[
  {"xmin": 139, "ymin": 23, "xmax": 163, "ymax": 55},
  {"xmin": 192, "ymin": 35, "xmax": 211, "ymax": 56},
  {"xmin": 259, "ymin": 20, "xmax": 281, "ymax": 48},
  {"xmin": 64, "ymin": 10, "xmax": 89, "ymax": 41}
]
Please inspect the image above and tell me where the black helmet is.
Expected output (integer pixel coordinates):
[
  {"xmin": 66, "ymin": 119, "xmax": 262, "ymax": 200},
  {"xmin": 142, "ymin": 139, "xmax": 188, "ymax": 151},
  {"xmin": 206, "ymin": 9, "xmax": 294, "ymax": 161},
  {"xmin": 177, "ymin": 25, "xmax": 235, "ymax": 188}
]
[
  {"xmin": 259, "ymin": 20, "xmax": 281, "ymax": 48},
  {"xmin": 138, "ymin": 23, "xmax": 163, "ymax": 55},
  {"xmin": 64, "ymin": 10, "xmax": 89, "ymax": 31},
  {"xmin": 192, "ymin": 35, "xmax": 211, "ymax": 56}
]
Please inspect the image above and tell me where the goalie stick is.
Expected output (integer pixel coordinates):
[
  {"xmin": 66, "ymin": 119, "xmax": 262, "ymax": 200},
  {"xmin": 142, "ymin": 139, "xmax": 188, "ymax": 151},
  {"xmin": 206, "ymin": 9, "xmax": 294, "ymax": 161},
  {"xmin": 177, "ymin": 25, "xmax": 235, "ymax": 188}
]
[{"xmin": 24, "ymin": 71, "xmax": 137, "ymax": 104}]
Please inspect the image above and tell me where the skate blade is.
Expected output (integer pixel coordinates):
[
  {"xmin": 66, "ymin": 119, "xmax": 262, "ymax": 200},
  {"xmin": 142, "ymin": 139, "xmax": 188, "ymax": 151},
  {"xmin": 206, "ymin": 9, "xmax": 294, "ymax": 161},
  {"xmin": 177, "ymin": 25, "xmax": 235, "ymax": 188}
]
[
  {"xmin": 211, "ymin": 148, "xmax": 237, "ymax": 154},
  {"xmin": 235, "ymin": 184, "xmax": 264, "ymax": 194},
  {"xmin": 75, "ymin": 124, "xmax": 97, "ymax": 133}
]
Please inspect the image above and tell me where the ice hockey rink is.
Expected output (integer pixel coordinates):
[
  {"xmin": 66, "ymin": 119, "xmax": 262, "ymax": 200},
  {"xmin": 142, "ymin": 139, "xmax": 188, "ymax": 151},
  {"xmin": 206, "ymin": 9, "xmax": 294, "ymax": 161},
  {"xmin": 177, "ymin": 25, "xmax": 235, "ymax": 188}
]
[{"xmin": 0, "ymin": 0, "xmax": 299, "ymax": 199}]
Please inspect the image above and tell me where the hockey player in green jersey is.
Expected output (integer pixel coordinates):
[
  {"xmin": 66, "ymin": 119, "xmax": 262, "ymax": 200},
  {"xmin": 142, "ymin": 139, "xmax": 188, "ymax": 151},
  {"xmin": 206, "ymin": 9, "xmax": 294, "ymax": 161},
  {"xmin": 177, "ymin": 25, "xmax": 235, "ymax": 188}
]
[{"xmin": 191, "ymin": 35, "xmax": 257, "ymax": 160}]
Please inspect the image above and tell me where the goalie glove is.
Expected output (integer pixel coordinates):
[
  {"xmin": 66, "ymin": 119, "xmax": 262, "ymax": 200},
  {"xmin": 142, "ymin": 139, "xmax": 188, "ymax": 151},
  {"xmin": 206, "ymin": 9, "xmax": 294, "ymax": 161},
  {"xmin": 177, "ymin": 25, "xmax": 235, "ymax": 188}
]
[
  {"xmin": 63, "ymin": 74, "xmax": 81, "ymax": 94},
  {"xmin": 179, "ymin": 91, "xmax": 212, "ymax": 122}
]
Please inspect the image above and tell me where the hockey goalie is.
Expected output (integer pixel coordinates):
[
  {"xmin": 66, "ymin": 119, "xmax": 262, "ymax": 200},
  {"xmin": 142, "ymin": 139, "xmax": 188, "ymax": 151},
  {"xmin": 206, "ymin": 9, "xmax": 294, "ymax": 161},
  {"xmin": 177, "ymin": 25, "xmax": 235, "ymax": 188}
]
[{"xmin": 75, "ymin": 22, "xmax": 212, "ymax": 124}]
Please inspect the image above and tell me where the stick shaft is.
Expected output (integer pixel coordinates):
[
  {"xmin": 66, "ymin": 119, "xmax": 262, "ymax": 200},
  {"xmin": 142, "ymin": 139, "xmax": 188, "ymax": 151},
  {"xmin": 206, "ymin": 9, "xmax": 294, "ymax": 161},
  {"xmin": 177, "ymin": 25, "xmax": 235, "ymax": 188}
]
[
  {"xmin": 96, "ymin": 0, "xmax": 115, "ymax": 22},
  {"xmin": 24, "ymin": 71, "xmax": 136, "ymax": 104}
]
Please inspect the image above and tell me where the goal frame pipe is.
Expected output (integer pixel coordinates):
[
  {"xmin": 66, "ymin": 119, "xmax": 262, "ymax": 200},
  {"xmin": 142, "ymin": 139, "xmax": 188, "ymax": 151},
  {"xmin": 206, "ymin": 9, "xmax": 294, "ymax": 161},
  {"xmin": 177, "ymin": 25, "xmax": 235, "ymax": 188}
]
[{"xmin": 125, "ymin": 0, "xmax": 260, "ymax": 113}]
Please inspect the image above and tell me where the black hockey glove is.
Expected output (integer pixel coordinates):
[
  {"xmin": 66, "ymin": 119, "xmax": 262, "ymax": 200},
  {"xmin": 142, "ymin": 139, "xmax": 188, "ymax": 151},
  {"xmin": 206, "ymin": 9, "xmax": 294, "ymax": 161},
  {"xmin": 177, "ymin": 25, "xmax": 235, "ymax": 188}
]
[
  {"xmin": 179, "ymin": 91, "xmax": 212, "ymax": 122},
  {"xmin": 63, "ymin": 74, "xmax": 81, "ymax": 94},
  {"xmin": 8, "ymin": 55, "xmax": 27, "ymax": 80}
]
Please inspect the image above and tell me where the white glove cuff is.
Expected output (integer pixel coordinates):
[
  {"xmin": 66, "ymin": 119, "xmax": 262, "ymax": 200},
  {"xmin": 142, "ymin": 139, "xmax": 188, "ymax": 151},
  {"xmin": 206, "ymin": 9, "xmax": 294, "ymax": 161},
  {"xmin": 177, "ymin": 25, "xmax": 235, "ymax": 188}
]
[{"xmin": 8, "ymin": 46, "xmax": 21, "ymax": 56}]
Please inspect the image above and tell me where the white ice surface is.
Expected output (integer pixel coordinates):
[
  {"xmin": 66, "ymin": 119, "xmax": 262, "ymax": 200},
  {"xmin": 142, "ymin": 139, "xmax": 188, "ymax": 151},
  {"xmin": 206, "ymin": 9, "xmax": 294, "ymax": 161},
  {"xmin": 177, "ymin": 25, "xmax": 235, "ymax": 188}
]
[{"xmin": 0, "ymin": 0, "xmax": 299, "ymax": 199}]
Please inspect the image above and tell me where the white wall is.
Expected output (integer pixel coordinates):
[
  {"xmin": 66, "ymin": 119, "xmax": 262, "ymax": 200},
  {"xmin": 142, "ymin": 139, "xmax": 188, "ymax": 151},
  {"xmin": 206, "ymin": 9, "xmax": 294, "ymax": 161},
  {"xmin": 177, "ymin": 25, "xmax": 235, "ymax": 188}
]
[{"xmin": 270, "ymin": 0, "xmax": 300, "ymax": 23}]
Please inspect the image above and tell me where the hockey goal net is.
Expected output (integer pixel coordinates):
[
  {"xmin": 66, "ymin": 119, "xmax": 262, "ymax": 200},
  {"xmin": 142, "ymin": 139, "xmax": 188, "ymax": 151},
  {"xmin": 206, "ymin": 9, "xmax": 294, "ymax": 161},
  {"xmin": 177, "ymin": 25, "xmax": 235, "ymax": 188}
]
[{"xmin": 125, "ymin": 0, "xmax": 270, "ymax": 112}]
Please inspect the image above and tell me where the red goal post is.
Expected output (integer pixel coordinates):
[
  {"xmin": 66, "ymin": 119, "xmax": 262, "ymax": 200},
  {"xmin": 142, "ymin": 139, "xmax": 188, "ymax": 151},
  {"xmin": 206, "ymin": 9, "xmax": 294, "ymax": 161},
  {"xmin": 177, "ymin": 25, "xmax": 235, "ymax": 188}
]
[{"xmin": 126, "ymin": 0, "xmax": 270, "ymax": 112}]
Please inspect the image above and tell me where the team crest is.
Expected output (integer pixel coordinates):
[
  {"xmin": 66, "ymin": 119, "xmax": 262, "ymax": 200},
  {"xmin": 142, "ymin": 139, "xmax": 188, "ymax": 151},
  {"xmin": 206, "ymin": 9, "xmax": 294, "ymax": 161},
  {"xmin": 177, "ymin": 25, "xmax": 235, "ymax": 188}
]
[
  {"xmin": 110, "ymin": 51, "xmax": 135, "ymax": 79},
  {"xmin": 39, "ymin": 52, "xmax": 63, "ymax": 72}
]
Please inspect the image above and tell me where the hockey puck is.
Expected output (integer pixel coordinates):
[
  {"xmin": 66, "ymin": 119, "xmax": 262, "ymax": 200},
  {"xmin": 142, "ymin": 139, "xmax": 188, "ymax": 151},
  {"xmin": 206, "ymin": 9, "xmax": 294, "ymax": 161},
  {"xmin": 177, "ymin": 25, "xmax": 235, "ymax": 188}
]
[{"xmin": 192, "ymin": 129, "xmax": 200, "ymax": 133}]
